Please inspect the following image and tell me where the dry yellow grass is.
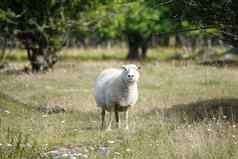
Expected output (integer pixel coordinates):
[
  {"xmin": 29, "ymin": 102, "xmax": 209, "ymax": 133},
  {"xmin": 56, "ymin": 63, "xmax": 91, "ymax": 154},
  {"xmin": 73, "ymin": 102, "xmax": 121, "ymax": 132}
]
[{"xmin": 0, "ymin": 60, "xmax": 238, "ymax": 158}]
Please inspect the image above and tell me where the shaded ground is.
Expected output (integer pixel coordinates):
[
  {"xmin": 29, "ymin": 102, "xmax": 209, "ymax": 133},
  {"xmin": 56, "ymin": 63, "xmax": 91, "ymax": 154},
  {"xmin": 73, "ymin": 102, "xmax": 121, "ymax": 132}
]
[
  {"xmin": 169, "ymin": 98, "xmax": 238, "ymax": 122},
  {"xmin": 145, "ymin": 98, "xmax": 238, "ymax": 123}
]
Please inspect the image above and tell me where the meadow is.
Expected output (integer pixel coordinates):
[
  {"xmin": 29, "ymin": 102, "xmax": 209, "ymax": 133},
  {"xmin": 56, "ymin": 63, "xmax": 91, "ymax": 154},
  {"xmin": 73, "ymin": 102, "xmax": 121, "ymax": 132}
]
[{"xmin": 1, "ymin": 48, "xmax": 238, "ymax": 158}]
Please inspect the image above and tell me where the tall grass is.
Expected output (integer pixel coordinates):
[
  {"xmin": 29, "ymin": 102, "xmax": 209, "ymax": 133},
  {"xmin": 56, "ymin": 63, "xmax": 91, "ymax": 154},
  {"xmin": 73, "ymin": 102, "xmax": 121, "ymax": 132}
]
[{"xmin": 0, "ymin": 126, "xmax": 41, "ymax": 159}]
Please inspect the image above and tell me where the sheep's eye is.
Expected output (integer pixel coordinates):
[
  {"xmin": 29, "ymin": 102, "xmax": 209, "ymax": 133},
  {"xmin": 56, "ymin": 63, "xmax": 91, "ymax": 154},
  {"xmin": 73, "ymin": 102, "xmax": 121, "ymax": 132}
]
[{"xmin": 123, "ymin": 69, "xmax": 128, "ymax": 72}]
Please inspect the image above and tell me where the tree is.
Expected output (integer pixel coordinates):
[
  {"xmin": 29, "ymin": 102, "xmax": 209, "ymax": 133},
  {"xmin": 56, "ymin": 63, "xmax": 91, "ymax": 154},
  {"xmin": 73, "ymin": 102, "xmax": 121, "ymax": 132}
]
[
  {"xmin": 0, "ymin": 0, "xmax": 95, "ymax": 72},
  {"xmin": 168, "ymin": 0, "xmax": 238, "ymax": 47},
  {"xmin": 90, "ymin": 1, "xmax": 172, "ymax": 60}
]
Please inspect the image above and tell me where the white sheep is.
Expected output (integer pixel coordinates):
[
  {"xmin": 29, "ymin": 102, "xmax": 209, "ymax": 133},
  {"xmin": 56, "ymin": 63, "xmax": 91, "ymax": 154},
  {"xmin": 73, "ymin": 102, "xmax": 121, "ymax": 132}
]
[{"xmin": 95, "ymin": 64, "xmax": 140, "ymax": 130}]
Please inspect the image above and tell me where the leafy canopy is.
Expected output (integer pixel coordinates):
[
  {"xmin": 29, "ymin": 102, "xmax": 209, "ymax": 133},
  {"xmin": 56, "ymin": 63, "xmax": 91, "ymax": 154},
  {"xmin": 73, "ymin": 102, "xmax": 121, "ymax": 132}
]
[{"xmin": 85, "ymin": 0, "xmax": 172, "ymax": 40}]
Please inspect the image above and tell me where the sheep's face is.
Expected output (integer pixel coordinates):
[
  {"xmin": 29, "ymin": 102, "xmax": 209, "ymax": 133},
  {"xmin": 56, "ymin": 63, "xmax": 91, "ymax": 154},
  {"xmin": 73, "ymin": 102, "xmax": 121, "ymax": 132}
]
[{"xmin": 121, "ymin": 64, "xmax": 140, "ymax": 84}]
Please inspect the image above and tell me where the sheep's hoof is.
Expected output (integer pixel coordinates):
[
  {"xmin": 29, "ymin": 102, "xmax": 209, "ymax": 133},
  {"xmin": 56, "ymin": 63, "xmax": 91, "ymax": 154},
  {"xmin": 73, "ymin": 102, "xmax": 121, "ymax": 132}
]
[
  {"xmin": 116, "ymin": 124, "xmax": 121, "ymax": 129},
  {"xmin": 106, "ymin": 128, "xmax": 112, "ymax": 131}
]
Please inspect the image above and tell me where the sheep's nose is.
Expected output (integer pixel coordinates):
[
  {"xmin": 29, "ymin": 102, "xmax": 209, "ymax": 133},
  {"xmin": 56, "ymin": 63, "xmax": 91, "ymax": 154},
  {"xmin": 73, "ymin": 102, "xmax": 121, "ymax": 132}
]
[{"xmin": 128, "ymin": 74, "xmax": 134, "ymax": 78}]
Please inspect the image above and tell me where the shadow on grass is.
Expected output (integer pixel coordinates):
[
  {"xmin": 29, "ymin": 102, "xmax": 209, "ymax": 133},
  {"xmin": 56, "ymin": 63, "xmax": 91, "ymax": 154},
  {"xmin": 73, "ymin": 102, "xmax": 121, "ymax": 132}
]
[
  {"xmin": 0, "ymin": 92, "xmax": 32, "ymax": 110},
  {"xmin": 0, "ymin": 67, "xmax": 32, "ymax": 75},
  {"xmin": 198, "ymin": 60, "xmax": 238, "ymax": 67},
  {"xmin": 146, "ymin": 98, "xmax": 238, "ymax": 123}
]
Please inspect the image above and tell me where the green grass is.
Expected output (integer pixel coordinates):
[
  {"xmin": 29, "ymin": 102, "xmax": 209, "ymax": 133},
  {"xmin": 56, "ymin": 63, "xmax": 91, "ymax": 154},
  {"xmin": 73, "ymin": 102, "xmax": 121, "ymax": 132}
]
[
  {"xmin": 60, "ymin": 47, "xmax": 174, "ymax": 61},
  {"xmin": 1, "ymin": 46, "xmax": 231, "ymax": 64},
  {"xmin": 1, "ymin": 49, "xmax": 28, "ymax": 61},
  {"xmin": 1, "ymin": 60, "xmax": 238, "ymax": 158},
  {"xmin": 1, "ymin": 47, "xmax": 188, "ymax": 62}
]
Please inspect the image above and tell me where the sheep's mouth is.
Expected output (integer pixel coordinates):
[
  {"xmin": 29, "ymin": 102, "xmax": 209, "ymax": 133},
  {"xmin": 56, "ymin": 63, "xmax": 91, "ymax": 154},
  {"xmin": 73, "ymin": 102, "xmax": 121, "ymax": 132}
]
[{"xmin": 127, "ymin": 79, "xmax": 135, "ymax": 83}]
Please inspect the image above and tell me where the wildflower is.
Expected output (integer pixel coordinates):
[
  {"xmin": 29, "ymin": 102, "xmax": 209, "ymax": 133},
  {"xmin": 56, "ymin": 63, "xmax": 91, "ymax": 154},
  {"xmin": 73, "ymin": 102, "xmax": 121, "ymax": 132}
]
[
  {"xmin": 62, "ymin": 153, "xmax": 68, "ymax": 157},
  {"xmin": 107, "ymin": 140, "xmax": 115, "ymax": 144},
  {"xmin": 61, "ymin": 120, "xmax": 65, "ymax": 124},
  {"xmin": 234, "ymin": 142, "xmax": 238, "ymax": 145},
  {"xmin": 232, "ymin": 125, "xmax": 236, "ymax": 128},
  {"xmin": 4, "ymin": 110, "xmax": 10, "ymax": 114},
  {"xmin": 26, "ymin": 143, "xmax": 32, "ymax": 147},
  {"xmin": 0, "ymin": 143, "xmax": 2, "ymax": 146},
  {"xmin": 42, "ymin": 114, "xmax": 48, "ymax": 118},
  {"xmin": 223, "ymin": 115, "xmax": 227, "ymax": 119},
  {"xmin": 126, "ymin": 148, "xmax": 132, "ymax": 152},
  {"xmin": 82, "ymin": 154, "xmax": 88, "ymax": 158},
  {"xmin": 114, "ymin": 152, "xmax": 120, "ymax": 155},
  {"xmin": 89, "ymin": 146, "xmax": 95, "ymax": 151},
  {"xmin": 6, "ymin": 143, "xmax": 12, "ymax": 147},
  {"xmin": 232, "ymin": 135, "xmax": 236, "ymax": 138},
  {"xmin": 207, "ymin": 128, "xmax": 212, "ymax": 132}
]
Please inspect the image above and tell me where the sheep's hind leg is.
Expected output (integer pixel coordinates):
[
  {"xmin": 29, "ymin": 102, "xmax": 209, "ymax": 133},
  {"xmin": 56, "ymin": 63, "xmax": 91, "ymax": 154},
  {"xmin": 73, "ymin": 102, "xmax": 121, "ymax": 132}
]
[
  {"xmin": 115, "ymin": 106, "xmax": 120, "ymax": 128},
  {"xmin": 101, "ymin": 109, "xmax": 105, "ymax": 130}
]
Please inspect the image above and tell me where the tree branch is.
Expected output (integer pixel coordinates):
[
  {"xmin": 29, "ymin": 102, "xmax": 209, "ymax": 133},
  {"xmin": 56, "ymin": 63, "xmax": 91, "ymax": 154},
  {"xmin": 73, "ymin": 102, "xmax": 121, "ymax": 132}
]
[{"xmin": 156, "ymin": 25, "xmax": 218, "ymax": 37}]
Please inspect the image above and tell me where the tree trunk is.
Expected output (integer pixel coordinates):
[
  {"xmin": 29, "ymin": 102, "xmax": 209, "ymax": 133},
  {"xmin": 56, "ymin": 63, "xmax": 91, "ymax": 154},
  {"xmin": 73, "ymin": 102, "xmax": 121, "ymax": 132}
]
[
  {"xmin": 17, "ymin": 30, "xmax": 58, "ymax": 72},
  {"xmin": 126, "ymin": 31, "xmax": 151, "ymax": 60},
  {"xmin": 127, "ymin": 43, "xmax": 140, "ymax": 60},
  {"xmin": 27, "ymin": 47, "xmax": 57, "ymax": 72},
  {"xmin": 27, "ymin": 48, "xmax": 44, "ymax": 72},
  {"xmin": 141, "ymin": 42, "xmax": 148, "ymax": 59},
  {"xmin": 0, "ymin": 38, "xmax": 7, "ymax": 63}
]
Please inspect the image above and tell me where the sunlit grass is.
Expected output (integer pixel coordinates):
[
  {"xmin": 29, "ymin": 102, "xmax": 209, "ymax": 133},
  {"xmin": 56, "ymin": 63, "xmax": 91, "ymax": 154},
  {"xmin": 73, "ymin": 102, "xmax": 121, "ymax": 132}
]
[
  {"xmin": 1, "ymin": 46, "xmax": 230, "ymax": 63},
  {"xmin": 0, "ymin": 60, "xmax": 238, "ymax": 158}
]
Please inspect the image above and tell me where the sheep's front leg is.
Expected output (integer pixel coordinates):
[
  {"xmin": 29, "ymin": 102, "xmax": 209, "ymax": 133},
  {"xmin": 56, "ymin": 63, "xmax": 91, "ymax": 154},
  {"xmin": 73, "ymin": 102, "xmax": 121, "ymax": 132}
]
[
  {"xmin": 125, "ymin": 108, "xmax": 129, "ymax": 130},
  {"xmin": 106, "ymin": 107, "xmax": 114, "ymax": 131},
  {"xmin": 101, "ymin": 109, "xmax": 105, "ymax": 130},
  {"xmin": 115, "ymin": 108, "xmax": 120, "ymax": 128}
]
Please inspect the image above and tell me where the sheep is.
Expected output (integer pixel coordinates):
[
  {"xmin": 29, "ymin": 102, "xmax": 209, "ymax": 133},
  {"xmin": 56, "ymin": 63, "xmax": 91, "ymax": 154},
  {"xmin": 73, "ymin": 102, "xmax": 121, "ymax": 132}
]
[{"xmin": 95, "ymin": 64, "xmax": 140, "ymax": 130}]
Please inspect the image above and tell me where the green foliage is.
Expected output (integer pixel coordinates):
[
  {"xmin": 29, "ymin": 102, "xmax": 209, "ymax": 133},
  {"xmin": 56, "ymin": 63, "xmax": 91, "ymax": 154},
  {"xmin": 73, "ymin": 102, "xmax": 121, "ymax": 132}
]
[
  {"xmin": 0, "ymin": 0, "xmax": 98, "ymax": 71},
  {"xmin": 82, "ymin": 0, "xmax": 174, "ymax": 59},
  {"xmin": 168, "ymin": 0, "xmax": 238, "ymax": 47},
  {"xmin": 88, "ymin": 1, "xmax": 172, "ymax": 40}
]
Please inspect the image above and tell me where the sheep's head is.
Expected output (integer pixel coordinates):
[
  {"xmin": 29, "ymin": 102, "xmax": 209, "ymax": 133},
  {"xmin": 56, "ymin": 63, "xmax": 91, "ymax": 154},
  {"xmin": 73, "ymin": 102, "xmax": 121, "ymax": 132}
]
[{"xmin": 121, "ymin": 64, "xmax": 140, "ymax": 84}]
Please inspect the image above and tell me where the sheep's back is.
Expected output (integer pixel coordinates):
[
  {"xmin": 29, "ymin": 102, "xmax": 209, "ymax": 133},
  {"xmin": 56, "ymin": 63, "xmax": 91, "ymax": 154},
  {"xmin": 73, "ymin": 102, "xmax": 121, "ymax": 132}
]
[{"xmin": 95, "ymin": 68, "xmax": 121, "ymax": 107}]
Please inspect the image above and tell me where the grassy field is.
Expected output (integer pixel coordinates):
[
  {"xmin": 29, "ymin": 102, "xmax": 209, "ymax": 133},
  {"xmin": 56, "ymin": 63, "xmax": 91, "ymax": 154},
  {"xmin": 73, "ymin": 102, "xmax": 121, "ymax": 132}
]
[
  {"xmin": 1, "ymin": 59, "xmax": 238, "ymax": 158},
  {"xmin": 1, "ymin": 47, "xmax": 209, "ymax": 62}
]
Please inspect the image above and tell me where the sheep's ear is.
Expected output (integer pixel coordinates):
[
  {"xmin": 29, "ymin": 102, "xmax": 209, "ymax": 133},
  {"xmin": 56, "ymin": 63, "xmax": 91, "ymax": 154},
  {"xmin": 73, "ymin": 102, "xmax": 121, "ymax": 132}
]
[
  {"xmin": 137, "ymin": 66, "xmax": 141, "ymax": 70},
  {"xmin": 122, "ymin": 65, "xmax": 128, "ymax": 71}
]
